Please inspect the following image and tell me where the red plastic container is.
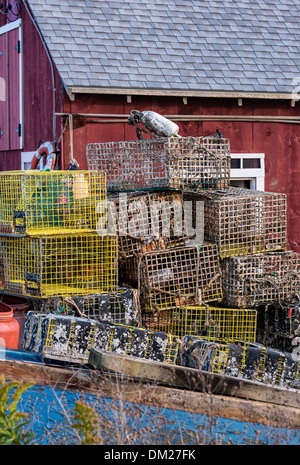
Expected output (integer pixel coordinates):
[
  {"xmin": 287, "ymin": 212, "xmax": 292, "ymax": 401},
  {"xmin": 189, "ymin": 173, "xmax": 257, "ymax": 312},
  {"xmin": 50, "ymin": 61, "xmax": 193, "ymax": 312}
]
[
  {"xmin": 0, "ymin": 302, "xmax": 20, "ymax": 350},
  {"xmin": 1, "ymin": 296, "xmax": 30, "ymax": 349}
]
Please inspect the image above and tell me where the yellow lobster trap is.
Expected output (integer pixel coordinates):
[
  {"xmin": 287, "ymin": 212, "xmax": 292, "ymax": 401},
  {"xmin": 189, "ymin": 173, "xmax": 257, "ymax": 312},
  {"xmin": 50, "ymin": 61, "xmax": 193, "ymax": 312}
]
[
  {"xmin": 0, "ymin": 233, "xmax": 117, "ymax": 297},
  {"xmin": 142, "ymin": 305, "xmax": 257, "ymax": 342},
  {"xmin": 23, "ymin": 312, "xmax": 179, "ymax": 365},
  {"xmin": 0, "ymin": 170, "xmax": 106, "ymax": 235},
  {"xmin": 181, "ymin": 337, "xmax": 300, "ymax": 389}
]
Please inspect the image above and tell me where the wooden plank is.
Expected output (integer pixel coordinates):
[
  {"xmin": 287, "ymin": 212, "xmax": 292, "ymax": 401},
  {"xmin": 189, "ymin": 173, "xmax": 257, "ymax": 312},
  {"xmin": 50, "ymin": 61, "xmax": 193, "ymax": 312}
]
[
  {"xmin": 1, "ymin": 356, "xmax": 300, "ymax": 429},
  {"xmin": 67, "ymin": 86, "xmax": 293, "ymax": 100},
  {"xmin": 88, "ymin": 349, "xmax": 300, "ymax": 410}
]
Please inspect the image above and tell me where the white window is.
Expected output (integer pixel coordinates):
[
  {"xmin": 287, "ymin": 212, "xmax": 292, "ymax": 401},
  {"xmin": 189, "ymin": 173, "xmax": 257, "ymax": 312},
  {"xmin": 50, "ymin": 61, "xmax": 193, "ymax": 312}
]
[{"xmin": 230, "ymin": 153, "xmax": 265, "ymax": 191}]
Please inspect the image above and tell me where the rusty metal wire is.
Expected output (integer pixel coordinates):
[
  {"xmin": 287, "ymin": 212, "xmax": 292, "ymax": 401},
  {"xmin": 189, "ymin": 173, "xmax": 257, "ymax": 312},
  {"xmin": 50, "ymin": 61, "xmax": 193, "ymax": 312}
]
[
  {"xmin": 136, "ymin": 243, "xmax": 223, "ymax": 312},
  {"xmin": 184, "ymin": 187, "xmax": 287, "ymax": 258},
  {"xmin": 86, "ymin": 137, "xmax": 230, "ymax": 192},
  {"xmin": 222, "ymin": 251, "xmax": 300, "ymax": 308}
]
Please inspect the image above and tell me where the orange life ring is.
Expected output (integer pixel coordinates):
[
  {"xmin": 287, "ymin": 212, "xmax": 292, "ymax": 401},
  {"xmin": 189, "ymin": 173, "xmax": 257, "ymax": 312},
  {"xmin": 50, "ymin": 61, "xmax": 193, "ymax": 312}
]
[{"xmin": 30, "ymin": 141, "xmax": 56, "ymax": 171}]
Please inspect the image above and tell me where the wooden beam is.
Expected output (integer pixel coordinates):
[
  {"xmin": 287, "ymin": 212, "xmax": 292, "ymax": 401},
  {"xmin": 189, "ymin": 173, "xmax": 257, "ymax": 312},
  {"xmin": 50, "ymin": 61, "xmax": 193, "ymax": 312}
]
[
  {"xmin": 67, "ymin": 86, "xmax": 294, "ymax": 101},
  {"xmin": 1, "ymin": 357, "xmax": 300, "ymax": 429},
  {"xmin": 55, "ymin": 112, "xmax": 300, "ymax": 125},
  {"xmin": 89, "ymin": 350, "xmax": 300, "ymax": 410}
]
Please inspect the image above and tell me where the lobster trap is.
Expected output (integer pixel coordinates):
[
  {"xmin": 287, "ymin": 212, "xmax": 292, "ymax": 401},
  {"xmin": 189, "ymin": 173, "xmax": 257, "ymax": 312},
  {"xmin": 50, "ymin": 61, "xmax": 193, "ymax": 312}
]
[
  {"xmin": 181, "ymin": 337, "xmax": 300, "ymax": 389},
  {"xmin": 136, "ymin": 243, "xmax": 223, "ymax": 312},
  {"xmin": 256, "ymin": 302, "xmax": 300, "ymax": 352},
  {"xmin": 0, "ymin": 233, "xmax": 117, "ymax": 297},
  {"xmin": 0, "ymin": 170, "xmax": 106, "ymax": 235},
  {"xmin": 30, "ymin": 288, "xmax": 140, "ymax": 327},
  {"xmin": 23, "ymin": 312, "xmax": 179, "ymax": 364},
  {"xmin": 222, "ymin": 251, "xmax": 300, "ymax": 308},
  {"xmin": 185, "ymin": 187, "xmax": 287, "ymax": 258},
  {"xmin": 105, "ymin": 190, "xmax": 195, "ymax": 258},
  {"xmin": 86, "ymin": 137, "xmax": 231, "ymax": 192},
  {"xmin": 142, "ymin": 305, "xmax": 257, "ymax": 342}
]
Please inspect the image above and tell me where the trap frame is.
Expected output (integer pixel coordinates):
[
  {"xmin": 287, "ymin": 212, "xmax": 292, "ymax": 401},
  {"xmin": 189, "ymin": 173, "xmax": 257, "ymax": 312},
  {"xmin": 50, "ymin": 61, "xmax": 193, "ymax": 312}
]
[
  {"xmin": 141, "ymin": 305, "xmax": 257, "ymax": 342},
  {"xmin": 0, "ymin": 233, "xmax": 117, "ymax": 297},
  {"xmin": 181, "ymin": 337, "xmax": 300, "ymax": 389},
  {"xmin": 137, "ymin": 243, "xmax": 223, "ymax": 312},
  {"xmin": 256, "ymin": 302, "xmax": 300, "ymax": 352},
  {"xmin": 222, "ymin": 251, "xmax": 300, "ymax": 308},
  {"xmin": 86, "ymin": 137, "xmax": 231, "ymax": 192},
  {"xmin": 0, "ymin": 170, "xmax": 106, "ymax": 235},
  {"xmin": 106, "ymin": 190, "xmax": 191, "ymax": 258},
  {"xmin": 30, "ymin": 288, "xmax": 141, "ymax": 327},
  {"xmin": 23, "ymin": 312, "xmax": 179, "ymax": 364},
  {"xmin": 185, "ymin": 187, "xmax": 287, "ymax": 258}
]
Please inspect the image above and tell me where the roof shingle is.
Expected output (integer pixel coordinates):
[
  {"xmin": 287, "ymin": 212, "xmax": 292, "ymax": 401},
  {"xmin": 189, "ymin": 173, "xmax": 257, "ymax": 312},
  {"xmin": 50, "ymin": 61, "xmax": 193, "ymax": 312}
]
[{"xmin": 27, "ymin": 0, "xmax": 300, "ymax": 95}]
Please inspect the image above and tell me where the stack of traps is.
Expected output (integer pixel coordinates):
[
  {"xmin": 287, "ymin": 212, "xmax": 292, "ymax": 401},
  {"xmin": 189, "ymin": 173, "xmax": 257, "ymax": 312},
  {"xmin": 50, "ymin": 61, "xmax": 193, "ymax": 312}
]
[
  {"xmin": 23, "ymin": 312, "xmax": 179, "ymax": 365},
  {"xmin": 0, "ymin": 171, "xmax": 117, "ymax": 298},
  {"xmin": 86, "ymin": 136, "xmax": 231, "ymax": 192},
  {"xmin": 181, "ymin": 337, "xmax": 300, "ymax": 390}
]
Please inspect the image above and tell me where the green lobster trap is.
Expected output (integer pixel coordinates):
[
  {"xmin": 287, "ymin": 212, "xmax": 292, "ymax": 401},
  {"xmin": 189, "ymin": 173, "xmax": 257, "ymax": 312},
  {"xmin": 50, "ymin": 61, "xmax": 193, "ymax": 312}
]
[
  {"xmin": 222, "ymin": 251, "xmax": 300, "ymax": 308},
  {"xmin": 185, "ymin": 187, "xmax": 287, "ymax": 258},
  {"xmin": 0, "ymin": 170, "xmax": 106, "ymax": 235},
  {"xmin": 86, "ymin": 137, "xmax": 231, "ymax": 192},
  {"xmin": 0, "ymin": 233, "xmax": 117, "ymax": 297},
  {"xmin": 142, "ymin": 305, "xmax": 257, "ymax": 342}
]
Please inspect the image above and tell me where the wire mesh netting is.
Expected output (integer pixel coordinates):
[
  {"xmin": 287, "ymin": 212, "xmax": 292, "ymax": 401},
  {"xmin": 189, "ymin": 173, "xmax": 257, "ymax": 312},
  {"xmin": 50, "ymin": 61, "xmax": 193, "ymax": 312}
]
[
  {"xmin": 142, "ymin": 305, "xmax": 257, "ymax": 342},
  {"xmin": 181, "ymin": 337, "xmax": 300, "ymax": 389},
  {"xmin": 256, "ymin": 302, "xmax": 300, "ymax": 352},
  {"xmin": 105, "ymin": 190, "xmax": 193, "ymax": 258},
  {"xmin": 222, "ymin": 251, "xmax": 300, "ymax": 308},
  {"xmin": 0, "ymin": 170, "xmax": 106, "ymax": 235},
  {"xmin": 137, "ymin": 243, "xmax": 223, "ymax": 312},
  {"xmin": 184, "ymin": 187, "xmax": 287, "ymax": 258},
  {"xmin": 29, "ymin": 288, "xmax": 140, "ymax": 327},
  {"xmin": 86, "ymin": 137, "xmax": 231, "ymax": 192},
  {"xmin": 0, "ymin": 233, "xmax": 117, "ymax": 297}
]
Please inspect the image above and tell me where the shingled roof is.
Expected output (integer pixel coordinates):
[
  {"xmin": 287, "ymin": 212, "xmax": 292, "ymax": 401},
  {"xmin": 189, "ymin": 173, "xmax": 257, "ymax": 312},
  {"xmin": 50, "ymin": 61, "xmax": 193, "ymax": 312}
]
[{"xmin": 27, "ymin": 0, "xmax": 300, "ymax": 98}]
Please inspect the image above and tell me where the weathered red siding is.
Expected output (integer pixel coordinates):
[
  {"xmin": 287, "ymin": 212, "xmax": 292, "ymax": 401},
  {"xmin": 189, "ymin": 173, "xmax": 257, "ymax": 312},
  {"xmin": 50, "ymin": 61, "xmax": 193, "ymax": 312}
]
[{"xmin": 0, "ymin": 3, "xmax": 63, "ymax": 170}]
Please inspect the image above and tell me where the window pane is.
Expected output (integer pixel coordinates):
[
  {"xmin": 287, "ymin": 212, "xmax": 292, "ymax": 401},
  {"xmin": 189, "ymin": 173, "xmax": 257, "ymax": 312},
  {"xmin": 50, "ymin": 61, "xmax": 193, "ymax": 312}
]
[{"xmin": 243, "ymin": 158, "xmax": 261, "ymax": 169}]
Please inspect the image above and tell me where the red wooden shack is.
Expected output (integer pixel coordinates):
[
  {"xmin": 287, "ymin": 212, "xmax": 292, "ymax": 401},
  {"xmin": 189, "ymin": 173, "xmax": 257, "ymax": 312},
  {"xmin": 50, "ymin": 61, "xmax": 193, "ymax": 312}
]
[{"xmin": 0, "ymin": 0, "xmax": 299, "ymax": 252}]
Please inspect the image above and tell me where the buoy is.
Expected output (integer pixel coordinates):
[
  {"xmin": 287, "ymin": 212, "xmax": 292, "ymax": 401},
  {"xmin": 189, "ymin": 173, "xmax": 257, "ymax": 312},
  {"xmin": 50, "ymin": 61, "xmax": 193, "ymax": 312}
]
[
  {"xmin": 30, "ymin": 141, "xmax": 56, "ymax": 171},
  {"xmin": 128, "ymin": 110, "xmax": 181, "ymax": 138},
  {"xmin": 0, "ymin": 302, "xmax": 20, "ymax": 350},
  {"xmin": 1, "ymin": 296, "xmax": 30, "ymax": 349}
]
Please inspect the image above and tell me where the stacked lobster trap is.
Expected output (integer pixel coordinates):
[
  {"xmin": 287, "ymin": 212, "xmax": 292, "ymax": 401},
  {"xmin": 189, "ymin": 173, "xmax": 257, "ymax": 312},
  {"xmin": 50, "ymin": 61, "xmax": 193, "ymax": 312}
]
[
  {"xmin": 0, "ymin": 170, "xmax": 118, "ymax": 298},
  {"xmin": 0, "ymin": 170, "xmax": 136, "ymax": 356},
  {"xmin": 191, "ymin": 185, "xmax": 300, "ymax": 354},
  {"xmin": 86, "ymin": 135, "xmax": 260, "ymax": 348}
]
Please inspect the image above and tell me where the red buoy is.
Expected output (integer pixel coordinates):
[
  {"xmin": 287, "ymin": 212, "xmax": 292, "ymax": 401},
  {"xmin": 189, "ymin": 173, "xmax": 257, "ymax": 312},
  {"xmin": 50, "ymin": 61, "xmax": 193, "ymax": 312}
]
[{"xmin": 0, "ymin": 302, "xmax": 20, "ymax": 350}]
